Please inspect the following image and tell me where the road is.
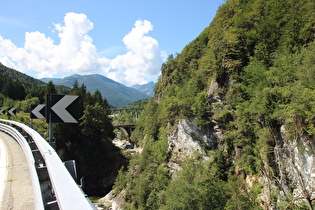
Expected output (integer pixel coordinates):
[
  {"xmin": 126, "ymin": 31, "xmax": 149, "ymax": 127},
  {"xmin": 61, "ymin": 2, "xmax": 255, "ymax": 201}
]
[{"xmin": 0, "ymin": 131, "xmax": 35, "ymax": 210}]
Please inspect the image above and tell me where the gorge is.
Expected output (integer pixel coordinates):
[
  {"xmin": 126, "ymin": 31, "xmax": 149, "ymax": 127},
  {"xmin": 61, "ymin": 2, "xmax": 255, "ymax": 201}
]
[{"xmin": 103, "ymin": 0, "xmax": 315, "ymax": 209}]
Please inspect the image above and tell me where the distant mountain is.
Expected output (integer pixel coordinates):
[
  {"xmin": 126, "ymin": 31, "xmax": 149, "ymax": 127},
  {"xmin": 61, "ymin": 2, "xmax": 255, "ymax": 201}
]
[
  {"xmin": 41, "ymin": 74, "xmax": 150, "ymax": 108},
  {"xmin": 132, "ymin": 81, "xmax": 155, "ymax": 97}
]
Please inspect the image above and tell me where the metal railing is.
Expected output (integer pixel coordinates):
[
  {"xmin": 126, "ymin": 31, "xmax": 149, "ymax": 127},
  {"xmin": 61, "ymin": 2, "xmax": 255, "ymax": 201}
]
[
  {"xmin": 0, "ymin": 119, "xmax": 96, "ymax": 210},
  {"xmin": 0, "ymin": 122, "xmax": 44, "ymax": 210}
]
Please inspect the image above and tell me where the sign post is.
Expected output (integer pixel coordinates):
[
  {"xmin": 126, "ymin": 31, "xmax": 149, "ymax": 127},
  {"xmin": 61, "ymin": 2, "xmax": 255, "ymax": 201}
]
[
  {"xmin": 30, "ymin": 95, "xmax": 79, "ymax": 143},
  {"xmin": 30, "ymin": 104, "xmax": 46, "ymax": 119},
  {"xmin": 8, "ymin": 108, "xmax": 16, "ymax": 116},
  {"xmin": 30, "ymin": 104, "xmax": 46, "ymax": 128},
  {"xmin": 7, "ymin": 108, "xmax": 16, "ymax": 120},
  {"xmin": 46, "ymin": 94, "xmax": 79, "ymax": 143}
]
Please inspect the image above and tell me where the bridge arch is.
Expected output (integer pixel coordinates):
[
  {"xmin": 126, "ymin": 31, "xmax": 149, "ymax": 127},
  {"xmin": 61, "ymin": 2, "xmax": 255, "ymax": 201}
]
[
  {"xmin": 113, "ymin": 124, "xmax": 135, "ymax": 141},
  {"xmin": 117, "ymin": 127, "xmax": 129, "ymax": 141}
]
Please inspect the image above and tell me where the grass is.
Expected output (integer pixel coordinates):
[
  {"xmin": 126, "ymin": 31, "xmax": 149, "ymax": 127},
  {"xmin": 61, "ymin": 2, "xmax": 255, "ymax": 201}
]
[{"xmin": 0, "ymin": 112, "xmax": 49, "ymax": 140}]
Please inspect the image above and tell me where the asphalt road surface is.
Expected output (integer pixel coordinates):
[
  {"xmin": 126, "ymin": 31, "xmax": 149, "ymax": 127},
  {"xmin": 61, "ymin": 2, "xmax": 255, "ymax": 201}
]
[{"xmin": 0, "ymin": 131, "xmax": 35, "ymax": 210}]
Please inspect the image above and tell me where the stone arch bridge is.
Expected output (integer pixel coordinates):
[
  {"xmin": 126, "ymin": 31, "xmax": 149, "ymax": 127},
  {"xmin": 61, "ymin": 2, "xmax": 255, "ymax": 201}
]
[
  {"xmin": 113, "ymin": 123, "xmax": 135, "ymax": 141},
  {"xmin": 110, "ymin": 108, "xmax": 143, "ymax": 141}
]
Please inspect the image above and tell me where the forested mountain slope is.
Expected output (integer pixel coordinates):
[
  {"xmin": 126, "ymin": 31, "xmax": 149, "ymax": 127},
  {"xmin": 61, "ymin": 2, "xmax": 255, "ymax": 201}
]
[
  {"xmin": 0, "ymin": 63, "xmax": 70, "ymax": 103},
  {"xmin": 0, "ymin": 62, "xmax": 46, "ymax": 87},
  {"xmin": 110, "ymin": 0, "xmax": 315, "ymax": 209}
]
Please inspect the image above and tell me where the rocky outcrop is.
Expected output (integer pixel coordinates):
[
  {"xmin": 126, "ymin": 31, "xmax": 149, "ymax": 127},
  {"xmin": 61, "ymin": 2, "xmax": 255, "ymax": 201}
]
[
  {"xmin": 97, "ymin": 189, "xmax": 126, "ymax": 210},
  {"xmin": 278, "ymin": 128, "xmax": 315, "ymax": 207},
  {"xmin": 258, "ymin": 125, "xmax": 315, "ymax": 209},
  {"xmin": 167, "ymin": 118, "xmax": 218, "ymax": 174}
]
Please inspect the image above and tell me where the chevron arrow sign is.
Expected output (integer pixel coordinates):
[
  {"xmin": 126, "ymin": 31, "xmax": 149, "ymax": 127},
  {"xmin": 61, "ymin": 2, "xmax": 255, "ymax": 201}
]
[
  {"xmin": 46, "ymin": 94, "xmax": 79, "ymax": 123},
  {"xmin": 8, "ymin": 108, "xmax": 16, "ymax": 116},
  {"xmin": 0, "ymin": 109, "xmax": 5, "ymax": 115},
  {"xmin": 30, "ymin": 104, "xmax": 46, "ymax": 119}
]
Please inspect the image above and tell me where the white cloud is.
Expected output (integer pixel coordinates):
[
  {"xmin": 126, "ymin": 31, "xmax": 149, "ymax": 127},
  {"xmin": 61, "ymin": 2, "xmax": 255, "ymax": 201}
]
[
  {"xmin": 107, "ymin": 19, "xmax": 166, "ymax": 85},
  {"xmin": 0, "ymin": 13, "xmax": 165, "ymax": 85}
]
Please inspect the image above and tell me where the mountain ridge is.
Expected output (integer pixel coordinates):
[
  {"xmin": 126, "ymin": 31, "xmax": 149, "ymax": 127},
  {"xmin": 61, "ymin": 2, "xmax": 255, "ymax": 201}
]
[
  {"xmin": 0, "ymin": 63, "xmax": 152, "ymax": 107},
  {"xmin": 41, "ymin": 74, "xmax": 151, "ymax": 107}
]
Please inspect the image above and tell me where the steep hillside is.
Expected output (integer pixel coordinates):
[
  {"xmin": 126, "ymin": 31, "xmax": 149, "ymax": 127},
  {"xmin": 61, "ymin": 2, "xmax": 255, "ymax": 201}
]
[
  {"xmin": 108, "ymin": 0, "xmax": 315, "ymax": 209},
  {"xmin": 0, "ymin": 62, "xmax": 46, "ymax": 87},
  {"xmin": 42, "ymin": 74, "xmax": 150, "ymax": 107},
  {"xmin": 0, "ymin": 63, "xmax": 70, "ymax": 103}
]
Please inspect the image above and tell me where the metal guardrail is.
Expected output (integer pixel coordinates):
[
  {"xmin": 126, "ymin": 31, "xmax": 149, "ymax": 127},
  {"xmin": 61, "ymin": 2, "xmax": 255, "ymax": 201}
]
[
  {"xmin": 0, "ymin": 122, "xmax": 45, "ymax": 210},
  {"xmin": 0, "ymin": 119, "xmax": 96, "ymax": 210}
]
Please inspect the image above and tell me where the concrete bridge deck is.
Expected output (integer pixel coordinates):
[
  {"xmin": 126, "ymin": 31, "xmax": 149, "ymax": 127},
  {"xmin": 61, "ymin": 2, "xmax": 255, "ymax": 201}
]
[{"xmin": 0, "ymin": 131, "xmax": 34, "ymax": 210}]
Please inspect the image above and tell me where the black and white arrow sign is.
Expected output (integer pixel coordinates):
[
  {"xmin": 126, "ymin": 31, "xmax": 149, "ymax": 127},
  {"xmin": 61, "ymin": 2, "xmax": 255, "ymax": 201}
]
[
  {"xmin": 46, "ymin": 94, "xmax": 79, "ymax": 123},
  {"xmin": 52, "ymin": 95, "xmax": 78, "ymax": 123},
  {"xmin": 30, "ymin": 104, "xmax": 46, "ymax": 119},
  {"xmin": 0, "ymin": 109, "xmax": 5, "ymax": 115},
  {"xmin": 8, "ymin": 108, "xmax": 16, "ymax": 116}
]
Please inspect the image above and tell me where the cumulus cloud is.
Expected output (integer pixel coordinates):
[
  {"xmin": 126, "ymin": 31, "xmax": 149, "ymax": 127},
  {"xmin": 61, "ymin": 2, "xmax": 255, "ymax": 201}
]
[
  {"xmin": 0, "ymin": 13, "xmax": 109, "ymax": 78},
  {"xmin": 0, "ymin": 13, "xmax": 165, "ymax": 85},
  {"xmin": 107, "ymin": 20, "xmax": 166, "ymax": 85}
]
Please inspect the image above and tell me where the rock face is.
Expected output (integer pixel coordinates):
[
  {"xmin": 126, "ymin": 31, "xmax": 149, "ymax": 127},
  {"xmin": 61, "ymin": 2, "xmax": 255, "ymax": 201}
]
[
  {"xmin": 263, "ymin": 125, "xmax": 315, "ymax": 208},
  {"xmin": 168, "ymin": 119, "xmax": 217, "ymax": 155},
  {"xmin": 245, "ymin": 123, "xmax": 315, "ymax": 209},
  {"xmin": 97, "ymin": 189, "xmax": 126, "ymax": 210},
  {"xmin": 167, "ymin": 118, "xmax": 218, "ymax": 174}
]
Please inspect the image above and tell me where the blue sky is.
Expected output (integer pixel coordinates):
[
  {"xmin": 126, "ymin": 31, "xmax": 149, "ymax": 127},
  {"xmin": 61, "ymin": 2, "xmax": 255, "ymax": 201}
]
[{"xmin": 0, "ymin": 0, "xmax": 224, "ymax": 86}]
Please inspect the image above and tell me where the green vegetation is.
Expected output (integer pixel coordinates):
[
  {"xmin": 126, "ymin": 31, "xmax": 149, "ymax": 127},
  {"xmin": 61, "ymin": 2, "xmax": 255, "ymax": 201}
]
[
  {"xmin": 53, "ymin": 81, "xmax": 125, "ymax": 195},
  {"xmin": 124, "ymin": 98, "xmax": 150, "ymax": 109},
  {"xmin": 0, "ymin": 63, "xmax": 70, "ymax": 107},
  {"xmin": 113, "ymin": 0, "xmax": 315, "ymax": 209},
  {"xmin": 0, "ymin": 72, "xmax": 125, "ymax": 195},
  {"xmin": 111, "ymin": 99, "xmax": 149, "ymax": 125}
]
